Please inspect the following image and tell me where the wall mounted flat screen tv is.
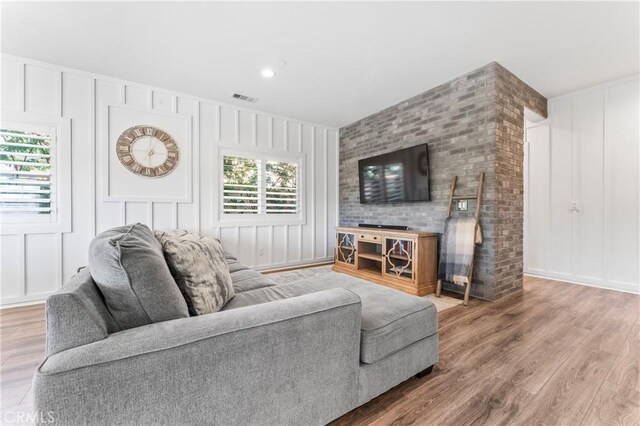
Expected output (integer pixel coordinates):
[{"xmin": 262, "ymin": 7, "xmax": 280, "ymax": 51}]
[{"xmin": 358, "ymin": 144, "xmax": 430, "ymax": 204}]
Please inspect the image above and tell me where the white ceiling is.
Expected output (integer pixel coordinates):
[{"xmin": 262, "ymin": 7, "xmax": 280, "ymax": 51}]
[{"xmin": 2, "ymin": 1, "xmax": 638, "ymax": 128}]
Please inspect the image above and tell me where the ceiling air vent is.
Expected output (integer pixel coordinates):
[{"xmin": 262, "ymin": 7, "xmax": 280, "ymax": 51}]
[{"xmin": 232, "ymin": 93, "xmax": 258, "ymax": 103}]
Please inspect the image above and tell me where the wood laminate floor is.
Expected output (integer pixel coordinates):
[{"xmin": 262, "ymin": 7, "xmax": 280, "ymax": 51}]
[{"xmin": 1, "ymin": 276, "xmax": 639, "ymax": 425}]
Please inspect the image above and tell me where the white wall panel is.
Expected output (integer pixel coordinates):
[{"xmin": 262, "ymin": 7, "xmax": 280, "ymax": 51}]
[
  {"xmin": 125, "ymin": 202, "xmax": 150, "ymax": 226},
  {"xmin": 547, "ymin": 97, "xmax": 573, "ymax": 277},
  {"xmin": 1, "ymin": 58, "xmax": 23, "ymax": 110},
  {"xmin": 272, "ymin": 118, "xmax": 286, "ymax": 152},
  {"xmin": 95, "ymin": 79, "xmax": 125, "ymax": 233},
  {"xmin": 177, "ymin": 202, "xmax": 198, "ymax": 232},
  {"xmin": 25, "ymin": 234, "xmax": 58, "ymax": 295},
  {"xmin": 326, "ymin": 130, "xmax": 339, "ymax": 258},
  {"xmin": 288, "ymin": 121, "xmax": 302, "ymax": 153},
  {"xmin": 124, "ymin": 85, "xmax": 150, "ymax": 108},
  {"xmin": 61, "ymin": 72, "xmax": 93, "ymax": 282},
  {"xmin": 607, "ymin": 79, "xmax": 639, "ymax": 289},
  {"xmin": 152, "ymin": 203, "xmax": 175, "ymax": 231},
  {"xmin": 176, "ymin": 96, "xmax": 199, "ymax": 233},
  {"xmin": 256, "ymin": 114, "xmax": 270, "ymax": 150},
  {"xmin": 198, "ymin": 102, "xmax": 217, "ymax": 232},
  {"xmin": 0, "ymin": 235, "xmax": 22, "ymax": 300},
  {"xmin": 255, "ymin": 226, "xmax": 270, "ymax": 267},
  {"xmin": 301, "ymin": 124, "xmax": 314, "ymax": 261},
  {"xmin": 288, "ymin": 225, "xmax": 301, "ymax": 262},
  {"xmin": 0, "ymin": 55, "xmax": 338, "ymax": 306},
  {"xmin": 272, "ymin": 225, "xmax": 287, "ymax": 265},
  {"xmin": 152, "ymin": 92, "xmax": 174, "ymax": 113},
  {"xmin": 575, "ymin": 90, "xmax": 604, "ymax": 282},
  {"xmin": 237, "ymin": 227, "xmax": 255, "ymax": 266},
  {"xmin": 314, "ymin": 127, "xmax": 327, "ymax": 258},
  {"xmin": 24, "ymin": 64, "xmax": 58, "ymax": 115},
  {"xmin": 103, "ymin": 104, "xmax": 192, "ymax": 201},
  {"xmin": 238, "ymin": 110, "xmax": 254, "ymax": 146},
  {"xmin": 218, "ymin": 227, "xmax": 238, "ymax": 259},
  {"xmin": 525, "ymin": 75, "xmax": 639, "ymax": 294},
  {"xmin": 220, "ymin": 106, "xmax": 235, "ymax": 144}
]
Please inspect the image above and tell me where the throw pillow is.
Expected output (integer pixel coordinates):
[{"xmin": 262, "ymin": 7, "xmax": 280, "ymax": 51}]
[
  {"xmin": 154, "ymin": 230, "xmax": 235, "ymax": 315},
  {"xmin": 88, "ymin": 223, "xmax": 189, "ymax": 330}
]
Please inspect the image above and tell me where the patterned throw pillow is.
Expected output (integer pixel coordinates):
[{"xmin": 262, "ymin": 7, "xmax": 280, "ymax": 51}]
[{"xmin": 154, "ymin": 230, "xmax": 235, "ymax": 315}]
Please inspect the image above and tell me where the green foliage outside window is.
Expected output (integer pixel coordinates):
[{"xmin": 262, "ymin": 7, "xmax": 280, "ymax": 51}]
[
  {"xmin": 0, "ymin": 129, "xmax": 52, "ymax": 214},
  {"xmin": 223, "ymin": 155, "xmax": 297, "ymax": 215}
]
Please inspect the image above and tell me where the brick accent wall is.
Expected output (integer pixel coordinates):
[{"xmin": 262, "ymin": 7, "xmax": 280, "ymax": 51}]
[
  {"xmin": 493, "ymin": 64, "xmax": 547, "ymax": 299},
  {"xmin": 339, "ymin": 62, "xmax": 546, "ymax": 301}
]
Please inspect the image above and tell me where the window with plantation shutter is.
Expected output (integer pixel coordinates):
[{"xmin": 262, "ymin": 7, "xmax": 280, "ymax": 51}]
[
  {"xmin": 265, "ymin": 160, "xmax": 298, "ymax": 214},
  {"xmin": 220, "ymin": 151, "xmax": 302, "ymax": 223},
  {"xmin": 0, "ymin": 129, "xmax": 55, "ymax": 217},
  {"xmin": 223, "ymin": 155, "xmax": 260, "ymax": 214},
  {"xmin": 0, "ymin": 112, "xmax": 70, "ymax": 235}
]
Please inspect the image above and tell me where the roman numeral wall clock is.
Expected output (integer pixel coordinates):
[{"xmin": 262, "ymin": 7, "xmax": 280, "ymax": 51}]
[{"xmin": 116, "ymin": 125, "xmax": 180, "ymax": 177}]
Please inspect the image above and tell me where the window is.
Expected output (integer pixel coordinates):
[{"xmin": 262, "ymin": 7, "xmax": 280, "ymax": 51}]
[
  {"xmin": 221, "ymin": 151, "xmax": 301, "ymax": 222},
  {"xmin": 0, "ymin": 111, "xmax": 70, "ymax": 235},
  {"xmin": 0, "ymin": 128, "xmax": 55, "ymax": 218},
  {"xmin": 265, "ymin": 160, "xmax": 298, "ymax": 214},
  {"xmin": 223, "ymin": 155, "xmax": 260, "ymax": 214}
]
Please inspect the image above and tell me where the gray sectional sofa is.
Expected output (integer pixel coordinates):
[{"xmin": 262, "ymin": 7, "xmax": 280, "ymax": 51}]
[{"xmin": 33, "ymin": 252, "xmax": 438, "ymax": 425}]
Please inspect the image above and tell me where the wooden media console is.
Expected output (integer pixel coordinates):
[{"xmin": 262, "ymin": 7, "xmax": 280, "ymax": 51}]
[{"xmin": 333, "ymin": 226, "xmax": 438, "ymax": 296}]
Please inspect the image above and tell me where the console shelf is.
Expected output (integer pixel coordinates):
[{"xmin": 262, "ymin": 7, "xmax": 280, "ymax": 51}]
[
  {"xmin": 333, "ymin": 226, "xmax": 438, "ymax": 296},
  {"xmin": 358, "ymin": 252, "xmax": 384, "ymax": 261}
]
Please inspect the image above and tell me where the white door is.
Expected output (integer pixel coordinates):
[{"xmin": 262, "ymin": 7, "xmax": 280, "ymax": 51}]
[
  {"xmin": 574, "ymin": 90, "xmax": 605, "ymax": 284},
  {"xmin": 606, "ymin": 78, "xmax": 639, "ymax": 290},
  {"xmin": 547, "ymin": 97, "xmax": 573, "ymax": 279}
]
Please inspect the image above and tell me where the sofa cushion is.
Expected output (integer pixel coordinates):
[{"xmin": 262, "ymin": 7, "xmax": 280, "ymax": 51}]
[
  {"xmin": 88, "ymin": 223, "xmax": 189, "ymax": 330},
  {"xmin": 155, "ymin": 230, "xmax": 235, "ymax": 315},
  {"xmin": 223, "ymin": 272, "xmax": 437, "ymax": 364},
  {"xmin": 227, "ymin": 258, "xmax": 248, "ymax": 274},
  {"xmin": 229, "ymin": 266, "xmax": 277, "ymax": 293},
  {"xmin": 221, "ymin": 253, "xmax": 276, "ymax": 291}
]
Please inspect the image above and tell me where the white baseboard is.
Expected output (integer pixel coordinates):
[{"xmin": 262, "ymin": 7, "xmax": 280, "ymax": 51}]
[
  {"xmin": 0, "ymin": 298, "xmax": 45, "ymax": 310},
  {"xmin": 257, "ymin": 258, "xmax": 334, "ymax": 273},
  {"xmin": 524, "ymin": 273, "xmax": 640, "ymax": 295}
]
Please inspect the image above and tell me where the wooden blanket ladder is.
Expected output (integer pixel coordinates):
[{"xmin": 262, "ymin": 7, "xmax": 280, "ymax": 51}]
[{"xmin": 436, "ymin": 172, "xmax": 485, "ymax": 306}]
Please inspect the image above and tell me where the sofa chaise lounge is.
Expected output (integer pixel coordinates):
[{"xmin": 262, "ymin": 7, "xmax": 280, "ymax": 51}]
[{"xmin": 33, "ymin": 252, "xmax": 438, "ymax": 425}]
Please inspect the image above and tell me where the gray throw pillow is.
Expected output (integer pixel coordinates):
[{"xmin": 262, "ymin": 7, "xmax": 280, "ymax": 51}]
[
  {"xmin": 88, "ymin": 223, "xmax": 189, "ymax": 330},
  {"xmin": 154, "ymin": 230, "xmax": 235, "ymax": 315}
]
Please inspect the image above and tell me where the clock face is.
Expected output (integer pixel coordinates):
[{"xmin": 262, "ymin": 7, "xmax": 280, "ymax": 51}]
[{"xmin": 116, "ymin": 126, "xmax": 179, "ymax": 177}]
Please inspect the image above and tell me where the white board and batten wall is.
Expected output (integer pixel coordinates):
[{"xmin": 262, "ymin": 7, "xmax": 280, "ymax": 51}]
[
  {"xmin": 0, "ymin": 54, "xmax": 339, "ymax": 307},
  {"xmin": 524, "ymin": 75, "xmax": 639, "ymax": 294}
]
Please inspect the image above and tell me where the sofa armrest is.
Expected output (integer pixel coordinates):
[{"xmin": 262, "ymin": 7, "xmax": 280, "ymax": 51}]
[{"xmin": 34, "ymin": 288, "xmax": 362, "ymax": 425}]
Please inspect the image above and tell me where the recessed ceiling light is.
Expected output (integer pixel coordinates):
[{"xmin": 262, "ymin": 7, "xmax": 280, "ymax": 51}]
[{"xmin": 261, "ymin": 68, "xmax": 276, "ymax": 78}]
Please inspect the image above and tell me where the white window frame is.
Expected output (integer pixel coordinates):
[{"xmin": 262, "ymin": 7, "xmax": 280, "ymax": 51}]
[
  {"xmin": 216, "ymin": 146, "xmax": 306, "ymax": 226},
  {"xmin": 0, "ymin": 110, "xmax": 71, "ymax": 235}
]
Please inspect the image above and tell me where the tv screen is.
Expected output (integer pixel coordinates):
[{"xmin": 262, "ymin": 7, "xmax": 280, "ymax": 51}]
[{"xmin": 358, "ymin": 144, "xmax": 430, "ymax": 204}]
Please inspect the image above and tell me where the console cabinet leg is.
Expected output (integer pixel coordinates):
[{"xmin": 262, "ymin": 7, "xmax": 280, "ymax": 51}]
[{"xmin": 435, "ymin": 279, "xmax": 442, "ymax": 297}]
